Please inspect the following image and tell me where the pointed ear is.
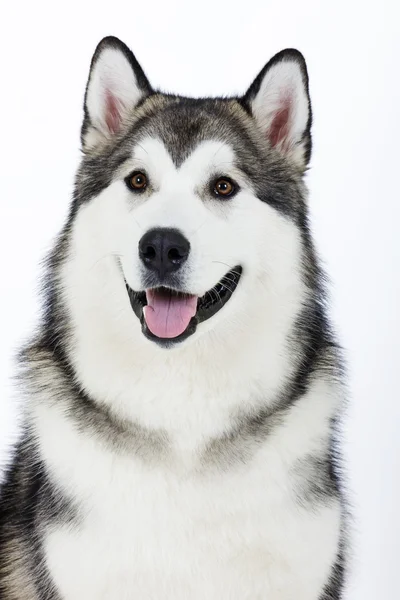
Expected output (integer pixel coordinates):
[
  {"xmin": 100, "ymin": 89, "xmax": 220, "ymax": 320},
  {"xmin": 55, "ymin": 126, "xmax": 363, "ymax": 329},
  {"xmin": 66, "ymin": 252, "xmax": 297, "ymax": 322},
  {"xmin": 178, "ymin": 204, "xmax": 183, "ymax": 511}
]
[
  {"xmin": 81, "ymin": 36, "xmax": 152, "ymax": 152},
  {"xmin": 242, "ymin": 49, "xmax": 312, "ymax": 170}
]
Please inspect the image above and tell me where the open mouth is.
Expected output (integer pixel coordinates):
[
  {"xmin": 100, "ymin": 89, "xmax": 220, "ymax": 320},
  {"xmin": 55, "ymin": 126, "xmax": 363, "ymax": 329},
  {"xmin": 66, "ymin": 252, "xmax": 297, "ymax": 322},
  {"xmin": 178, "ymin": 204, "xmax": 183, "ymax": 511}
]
[{"xmin": 126, "ymin": 266, "xmax": 242, "ymax": 346}]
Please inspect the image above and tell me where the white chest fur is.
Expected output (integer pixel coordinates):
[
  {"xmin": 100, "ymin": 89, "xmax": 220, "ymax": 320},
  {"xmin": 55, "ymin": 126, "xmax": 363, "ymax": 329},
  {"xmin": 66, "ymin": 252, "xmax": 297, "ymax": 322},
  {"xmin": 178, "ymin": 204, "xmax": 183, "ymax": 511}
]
[{"xmin": 36, "ymin": 378, "xmax": 341, "ymax": 600}]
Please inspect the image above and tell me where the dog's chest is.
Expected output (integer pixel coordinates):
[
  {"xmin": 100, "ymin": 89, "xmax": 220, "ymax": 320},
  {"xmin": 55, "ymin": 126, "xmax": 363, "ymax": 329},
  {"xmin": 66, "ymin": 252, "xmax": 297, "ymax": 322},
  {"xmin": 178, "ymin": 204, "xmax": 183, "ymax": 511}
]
[{"xmin": 43, "ymin": 441, "xmax": 337, "ymax": 600}]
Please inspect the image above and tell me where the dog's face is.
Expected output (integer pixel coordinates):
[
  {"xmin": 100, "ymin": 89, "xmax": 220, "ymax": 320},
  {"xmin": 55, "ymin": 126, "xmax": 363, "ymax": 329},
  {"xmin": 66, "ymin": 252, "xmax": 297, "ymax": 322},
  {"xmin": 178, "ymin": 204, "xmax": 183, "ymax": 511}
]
[{"xmin": 70, "ymin": 37, "xmax": 312, "ymax": 349}]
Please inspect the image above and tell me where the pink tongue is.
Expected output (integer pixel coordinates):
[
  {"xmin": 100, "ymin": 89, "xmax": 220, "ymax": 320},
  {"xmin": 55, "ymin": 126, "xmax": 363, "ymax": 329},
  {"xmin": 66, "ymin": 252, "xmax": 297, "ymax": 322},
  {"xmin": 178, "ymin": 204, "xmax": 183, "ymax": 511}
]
[{"xmin": 143, "ymin": 289, "xmax": 198, "ymax": 339}]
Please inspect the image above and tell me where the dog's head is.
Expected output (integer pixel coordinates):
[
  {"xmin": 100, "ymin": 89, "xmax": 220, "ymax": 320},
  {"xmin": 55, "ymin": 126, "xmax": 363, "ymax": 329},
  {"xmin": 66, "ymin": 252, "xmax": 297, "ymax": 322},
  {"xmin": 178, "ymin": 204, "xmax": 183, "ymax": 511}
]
[{"xmin": 67, "ymin": 37, "xmax": 313, "ymax": 351}]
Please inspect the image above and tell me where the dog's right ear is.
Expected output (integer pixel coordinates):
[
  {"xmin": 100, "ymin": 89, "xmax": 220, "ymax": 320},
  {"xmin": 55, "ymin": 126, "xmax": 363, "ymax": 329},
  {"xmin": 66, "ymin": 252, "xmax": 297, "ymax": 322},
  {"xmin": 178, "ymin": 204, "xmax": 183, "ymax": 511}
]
[{"xmin": 81, "ymin": 36, "xmax": 152, "ymax": 153}]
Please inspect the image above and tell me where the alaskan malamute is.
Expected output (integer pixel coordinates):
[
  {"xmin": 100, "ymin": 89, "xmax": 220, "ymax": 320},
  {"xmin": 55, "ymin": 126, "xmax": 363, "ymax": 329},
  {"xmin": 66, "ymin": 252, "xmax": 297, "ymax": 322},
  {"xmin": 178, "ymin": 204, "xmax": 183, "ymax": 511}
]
[{"xmin": 0, "ymin": 36, "xmax": 346, "ymax": 599}]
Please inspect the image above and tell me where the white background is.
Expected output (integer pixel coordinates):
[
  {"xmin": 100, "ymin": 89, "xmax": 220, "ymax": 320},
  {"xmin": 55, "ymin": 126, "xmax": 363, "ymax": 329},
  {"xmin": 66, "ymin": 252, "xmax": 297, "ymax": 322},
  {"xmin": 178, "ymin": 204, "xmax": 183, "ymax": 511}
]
[{"xmin": 0, "ymin": 1, "xmax": 399, "ymax": 598}]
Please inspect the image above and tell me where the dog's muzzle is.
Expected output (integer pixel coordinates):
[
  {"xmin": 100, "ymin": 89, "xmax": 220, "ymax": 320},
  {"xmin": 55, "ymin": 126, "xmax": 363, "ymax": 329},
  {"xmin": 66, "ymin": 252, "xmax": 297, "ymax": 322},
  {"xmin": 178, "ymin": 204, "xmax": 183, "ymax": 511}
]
[{"xmin": 126, "ymin": 266, "xmax": 243, "ymax": 348}]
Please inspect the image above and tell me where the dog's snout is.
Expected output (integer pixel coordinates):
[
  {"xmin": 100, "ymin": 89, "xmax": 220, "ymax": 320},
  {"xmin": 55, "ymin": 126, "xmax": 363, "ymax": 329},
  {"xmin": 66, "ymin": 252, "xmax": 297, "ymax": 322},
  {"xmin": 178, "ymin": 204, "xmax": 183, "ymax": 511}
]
[{"xmin": 138, "ymin": 228, "xmax": 190, "ymax": 277}]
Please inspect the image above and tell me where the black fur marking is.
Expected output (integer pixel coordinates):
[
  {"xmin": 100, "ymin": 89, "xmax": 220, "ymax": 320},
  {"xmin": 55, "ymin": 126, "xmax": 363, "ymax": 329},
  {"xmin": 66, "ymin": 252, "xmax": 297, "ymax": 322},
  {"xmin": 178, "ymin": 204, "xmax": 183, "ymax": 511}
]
[
  {"xmin": 318, "ymin": 416, "xmax": 348, "ymax": 599},
  {"xmin": 0, "ymin": 437, "xmax": 72, "ymax": 598},
  {"xmin": 292, "ymin": 452, "xmax": 340, "ymax": 509},
  {"xmin": 201, "ymin": 405, "xmax": 283, "ymax": 470},
  {"xmin": 320, "ymin": 548, "xmax": 346, "ymax": 599},
  {"xmin": 68, "ymin": 388, "xmax": 170, "ymax": 461}
]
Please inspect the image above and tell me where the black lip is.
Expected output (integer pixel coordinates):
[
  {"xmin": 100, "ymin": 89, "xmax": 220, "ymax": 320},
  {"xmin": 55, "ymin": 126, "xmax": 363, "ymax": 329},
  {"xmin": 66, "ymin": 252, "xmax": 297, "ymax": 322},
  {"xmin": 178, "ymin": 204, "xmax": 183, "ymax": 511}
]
[{"xmin": 126, "ymin": 266, "xmax": 242, "ymax": 347}]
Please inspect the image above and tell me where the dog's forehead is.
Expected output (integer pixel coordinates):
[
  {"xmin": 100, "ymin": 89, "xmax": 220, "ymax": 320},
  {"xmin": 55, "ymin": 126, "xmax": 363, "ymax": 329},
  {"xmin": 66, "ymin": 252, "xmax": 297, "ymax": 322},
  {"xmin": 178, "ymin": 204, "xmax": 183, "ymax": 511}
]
[{"xmin": 132, "ymin": 98, "xmax": 255, "ymax": 169}]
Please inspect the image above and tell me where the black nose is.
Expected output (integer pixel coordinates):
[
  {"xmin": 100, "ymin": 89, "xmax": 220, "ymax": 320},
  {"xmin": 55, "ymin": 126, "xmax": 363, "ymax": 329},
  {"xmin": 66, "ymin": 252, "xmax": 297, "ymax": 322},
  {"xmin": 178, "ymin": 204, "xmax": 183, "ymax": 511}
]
[{"xmin": 138, "ymin": 228, "xmax": 190, "ymax": 278}]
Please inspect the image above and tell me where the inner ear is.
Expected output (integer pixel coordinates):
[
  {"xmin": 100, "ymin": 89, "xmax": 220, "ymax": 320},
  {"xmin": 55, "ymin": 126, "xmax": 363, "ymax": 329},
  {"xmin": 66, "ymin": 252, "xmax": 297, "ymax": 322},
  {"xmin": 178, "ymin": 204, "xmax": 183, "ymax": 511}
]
[
  {"xmin": 268, "ymin": 101, "xmax": 291, "ymax": 149},
  {"xmin": 105, "ymin": 91, "xmax": 126, "ymax": 135}
]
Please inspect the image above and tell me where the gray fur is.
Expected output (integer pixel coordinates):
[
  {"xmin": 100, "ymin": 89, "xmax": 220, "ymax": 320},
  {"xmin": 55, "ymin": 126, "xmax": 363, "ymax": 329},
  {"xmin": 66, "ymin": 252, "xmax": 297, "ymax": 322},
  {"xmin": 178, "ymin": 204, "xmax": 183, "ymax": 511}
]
[
  {"xmin": 291, "ymin": 453, "xmax": 340, "ymax": 510},
  {"xmin": 21, "ymin": 345, "xmax": 171, "ymax": 463}
]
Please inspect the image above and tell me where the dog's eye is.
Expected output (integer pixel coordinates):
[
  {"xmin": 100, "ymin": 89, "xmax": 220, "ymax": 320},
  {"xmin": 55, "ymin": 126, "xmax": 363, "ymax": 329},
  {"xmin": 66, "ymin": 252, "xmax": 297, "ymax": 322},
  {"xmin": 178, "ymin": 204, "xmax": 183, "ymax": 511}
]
[
  {"xmin": 126, "ymin": 172, "xmax": 148, "ymax": 191},
  {"xmin": 213, "ymin": 178, "xmax": 236, "ymax": 198}
]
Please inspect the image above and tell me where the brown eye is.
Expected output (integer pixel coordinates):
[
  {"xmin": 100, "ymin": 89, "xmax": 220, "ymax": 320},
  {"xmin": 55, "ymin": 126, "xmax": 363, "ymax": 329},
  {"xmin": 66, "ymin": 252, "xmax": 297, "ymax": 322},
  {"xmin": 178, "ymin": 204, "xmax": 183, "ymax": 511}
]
[
  {"xmin": 213, "ymin": 178, "xmax": 236, "ymax": 198},
  {"xmin": 127, "ymin": 172, "xmax": 147, "ymax": 191}
]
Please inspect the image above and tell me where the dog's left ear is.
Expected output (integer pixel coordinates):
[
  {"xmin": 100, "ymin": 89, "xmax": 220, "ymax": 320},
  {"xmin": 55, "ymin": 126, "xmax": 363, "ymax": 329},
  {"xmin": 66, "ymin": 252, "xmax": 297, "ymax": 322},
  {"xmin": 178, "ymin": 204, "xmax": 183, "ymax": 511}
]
[
  {"xmin": 81, "ymin": 36, "xmax": 152, "ymax": 153},
  {"xmin": 242, "ymin": 49, "xmax": 312, "ymax": 170}
]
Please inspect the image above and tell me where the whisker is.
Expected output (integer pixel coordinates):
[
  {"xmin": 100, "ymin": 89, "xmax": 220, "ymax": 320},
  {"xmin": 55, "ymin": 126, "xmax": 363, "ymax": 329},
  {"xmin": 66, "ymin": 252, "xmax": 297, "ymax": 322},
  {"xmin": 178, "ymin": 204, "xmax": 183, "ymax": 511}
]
[
  {"xmin": 211, "ymin": 144, "xmax": 227, "ymax": 162},
  {"xmin": 222, "ymin": 270, "xmax": 242, "ymax": 282},
  {"xmin": 211, "ymin": 260, "xmax": 235, "ymax": 270},
  {"xmin": 126, "ymin": 157, "xmax": 147, "ymax": 166},
  {"xmin": 131, "ymin": 215, "xmax": 143, "ymax": 231},
  {"xmin": 210, "ymin": 286, "xmax": 224, "ymax": 306},
  {"xmin": 224, "ymin": 270, "xmax": 242, "ymax": 279},
  {"xmin": 87, "ymin": 251, "xmax": 122, "ymax": 273},
  {"xmin": 189, "ymin": 218, "xmax": 209, "ymax": 236},
  {"xmin": 135, "ymin": 143, "xmax": 149, "ymax": 156},
  {"xmin": 219, "ymin": 280, "xmax": 235, "ymax": 293},
  {"xmin": 211, "ymin": 161, "xmax": 236, "ymax": 170}
]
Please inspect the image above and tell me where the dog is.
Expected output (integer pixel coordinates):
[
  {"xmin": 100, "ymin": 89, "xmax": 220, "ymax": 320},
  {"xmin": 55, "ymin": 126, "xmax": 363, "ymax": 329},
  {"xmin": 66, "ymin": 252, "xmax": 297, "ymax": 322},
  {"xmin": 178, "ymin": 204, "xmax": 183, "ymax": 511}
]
[{"xmin": 0, "ymin": 36, "xmax": 346, "ymax": 599}]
